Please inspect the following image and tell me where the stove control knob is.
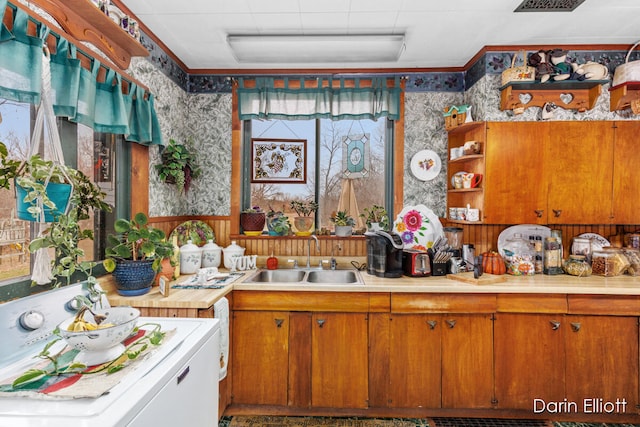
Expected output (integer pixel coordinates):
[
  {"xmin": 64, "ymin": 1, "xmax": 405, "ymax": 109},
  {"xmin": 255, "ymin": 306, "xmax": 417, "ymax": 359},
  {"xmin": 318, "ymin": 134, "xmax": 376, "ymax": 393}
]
[{"xmin": 19, "ymin": 310, "xmax": 45, "ymax": 331}]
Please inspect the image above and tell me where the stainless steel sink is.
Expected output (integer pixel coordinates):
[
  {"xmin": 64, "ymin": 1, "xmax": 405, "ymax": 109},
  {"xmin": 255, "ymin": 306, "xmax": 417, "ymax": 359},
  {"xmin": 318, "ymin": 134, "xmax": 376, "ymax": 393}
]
[
  {"xmin": 246, "ymin": 269, "xmax": 306, "ymax": 283},
  {"xmin": 244, "ymin": 268, "xmax": 363, "ymax": 285},
  {"xmin": 306, "ymin": 270, "xmax": 360, "ymax": 284}
]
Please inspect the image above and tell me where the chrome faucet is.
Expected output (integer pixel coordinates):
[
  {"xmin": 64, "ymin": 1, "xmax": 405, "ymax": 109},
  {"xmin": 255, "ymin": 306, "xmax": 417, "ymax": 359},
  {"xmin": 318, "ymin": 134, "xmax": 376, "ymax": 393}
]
[{"xmin": 307, "ymin": 235, "xmax": 320, "ymax": 269}]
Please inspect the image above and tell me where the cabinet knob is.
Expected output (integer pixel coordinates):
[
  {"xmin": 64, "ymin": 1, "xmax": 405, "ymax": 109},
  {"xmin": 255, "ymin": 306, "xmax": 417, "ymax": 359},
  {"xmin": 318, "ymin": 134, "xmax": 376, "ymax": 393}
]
[
  {"xmin": 534, "ymin": 209, "xmax": 544, "ymax": 218},
  {"xmin": 553, "ymin": 209, "xmax": 562, "ymax": 218},
  {"xmin": 446, "ymin": 319, "xmax": 456, "ymax": 329},
  {"xmin": 316, "ymin": 319, "xmax": 326, "ymax": 328},
  {"xmin": 426, "ymin": 320, "xmax": 438, "ymax": 330},
  {"xmin": 550, "ymin": 320, "xmax": 561, "ymax": 330},
  {"xmin": 570, "ymin": 322, "xmax": 581, "ymax": 332},
  {"xmin": 274, "ymin": 318, "xmax": 284, "ymax": 328}
]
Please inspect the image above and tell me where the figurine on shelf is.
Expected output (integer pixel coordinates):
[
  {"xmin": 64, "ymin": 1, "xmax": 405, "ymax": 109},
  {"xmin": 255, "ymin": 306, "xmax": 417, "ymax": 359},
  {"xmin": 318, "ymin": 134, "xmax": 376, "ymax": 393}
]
[
  {"xmin": 549, "ymin": 49, "xmax": 573, "ymax": 81},
  {"xmin": 571, "ymin": 61, "xmax": 609, "ymax": 81},
  {"xmin": 528, "ymin": 50, "xmax": 555, "ymax": 83}
]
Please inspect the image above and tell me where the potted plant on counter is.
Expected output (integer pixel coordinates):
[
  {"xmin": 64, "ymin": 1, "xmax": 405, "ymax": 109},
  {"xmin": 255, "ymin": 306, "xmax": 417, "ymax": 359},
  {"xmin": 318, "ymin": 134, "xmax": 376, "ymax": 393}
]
[
  {"xmin": 290, "ymin": 199, "xmax": 318, "ymax": 236},
  {"xmin": 266, "ymin": 205, "xmax": 291, "ymax": 236},
  {"xmin": 240, "ymin": 206, "xmax": 266, "ymax": 236},
  {"xmin": 155, "ymin": 138, "xmax": 201, "ymax": 194},
  {"xmin": 361, "ymin": 204, "xmax": 389, "ymax": 232},
  {"xmin": 331, "ymin": 210, "xmax": 356, "ymax": 237},
  {"xmin": 104, "ymin": 212, "xmax": 175, "ymax": 296}
]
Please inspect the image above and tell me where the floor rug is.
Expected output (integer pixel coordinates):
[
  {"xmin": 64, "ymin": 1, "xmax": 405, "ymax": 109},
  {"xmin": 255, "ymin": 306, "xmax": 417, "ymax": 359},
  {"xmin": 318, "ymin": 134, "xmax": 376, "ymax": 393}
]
[{"xmin": 228, "ymin": 416, "xmax": 416, "ymax": 427}]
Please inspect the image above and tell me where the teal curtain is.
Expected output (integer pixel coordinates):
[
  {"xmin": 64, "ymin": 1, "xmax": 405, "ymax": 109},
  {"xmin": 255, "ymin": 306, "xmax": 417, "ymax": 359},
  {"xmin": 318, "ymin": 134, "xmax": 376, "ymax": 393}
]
[
  {"xmin": 0, "ymin": 0, "xmax": 162, "ymax": 145},
  {"xmin": 237, "ymin": 76, "xmax": 401, "ymax": 121},
  {"xmin": 50, "ymin": 37, "xmax": 81, "ymax": 117},
  {"xmin": 0, "ymin": 1, "xmax": 44, "ymax": 104}
]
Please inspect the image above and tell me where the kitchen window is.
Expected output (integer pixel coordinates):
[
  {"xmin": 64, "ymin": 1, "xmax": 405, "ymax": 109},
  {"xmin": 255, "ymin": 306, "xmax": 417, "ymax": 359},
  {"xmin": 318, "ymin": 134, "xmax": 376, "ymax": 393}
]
[
  {"xmin": 0, "ymin": 97, "xmax": 128, "ymax": 285},
  {"xmin": 244, "ymin": 117, "xmax": 392, "ymax": 232}
]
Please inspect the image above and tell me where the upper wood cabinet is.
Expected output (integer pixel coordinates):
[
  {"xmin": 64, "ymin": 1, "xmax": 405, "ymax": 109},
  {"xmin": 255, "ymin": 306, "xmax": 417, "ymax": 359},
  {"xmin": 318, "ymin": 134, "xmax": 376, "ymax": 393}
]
[
  {"xmin": 612, "ymin": 121, "xmax": 640, "ymax": 224},
  {"xmin": 454, "ymin": 121, "xmax": 616, "ymax": 224}
]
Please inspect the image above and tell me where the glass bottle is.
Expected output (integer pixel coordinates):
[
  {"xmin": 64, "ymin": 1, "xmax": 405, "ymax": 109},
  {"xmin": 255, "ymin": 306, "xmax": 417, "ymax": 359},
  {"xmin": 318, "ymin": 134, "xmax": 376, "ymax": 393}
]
[
  {"xmin": 543, "ymin": 237, "xmax": 563, "ymax": 275},
  {"xmin": 530, "ymin": 235, "xmax": 543, "ymax": 274}
]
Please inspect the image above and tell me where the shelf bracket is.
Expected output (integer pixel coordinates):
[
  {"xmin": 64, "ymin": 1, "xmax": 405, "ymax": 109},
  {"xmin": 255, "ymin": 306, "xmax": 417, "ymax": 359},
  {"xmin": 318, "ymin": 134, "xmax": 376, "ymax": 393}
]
[{"xmin": 500, "ymin": 81, "xmax": 603, "ymax": 113}]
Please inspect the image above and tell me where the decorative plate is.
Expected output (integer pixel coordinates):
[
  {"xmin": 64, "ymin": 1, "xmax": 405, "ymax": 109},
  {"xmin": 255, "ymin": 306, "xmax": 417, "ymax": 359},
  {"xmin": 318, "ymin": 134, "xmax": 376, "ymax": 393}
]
[
  {"xmin": 169, "ymin": 220, "xmax": 215, "ymax": 247},
  {"xmin": 410, "ymin": 150, "xmax": 441, "ymax": 181},
  {"xmin": 577, "ymin": 233, "xmax": 610, "ymax": 251},
  {"xmin": 497, "ymin": 224, "xmax": 551, "ymax": 259},
  {"xmin": 392, "ymin": 204, "xmax": 444, "ymax": 251}
]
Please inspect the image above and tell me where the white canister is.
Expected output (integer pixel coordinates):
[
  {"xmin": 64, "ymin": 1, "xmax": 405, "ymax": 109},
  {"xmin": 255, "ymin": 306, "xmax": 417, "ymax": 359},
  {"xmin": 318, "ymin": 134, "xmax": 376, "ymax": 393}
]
[
  {"xmin": 223, "ymin": 241, "xmax": 245, "ymax": 269},
  {"xmin": 179, "ymin": 239, "xmax": 202, "ymax": 274},
  {"xmin": 201, "ymin": 239, "xmax": 222, "ymax": 268}
]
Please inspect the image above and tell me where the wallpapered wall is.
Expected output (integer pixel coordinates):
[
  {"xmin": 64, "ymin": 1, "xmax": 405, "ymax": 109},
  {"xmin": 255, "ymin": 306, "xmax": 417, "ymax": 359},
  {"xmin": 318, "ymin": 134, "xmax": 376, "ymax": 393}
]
[{"xmin": 128, "ymin": 58, "xmax": 632, "ymax": 220}]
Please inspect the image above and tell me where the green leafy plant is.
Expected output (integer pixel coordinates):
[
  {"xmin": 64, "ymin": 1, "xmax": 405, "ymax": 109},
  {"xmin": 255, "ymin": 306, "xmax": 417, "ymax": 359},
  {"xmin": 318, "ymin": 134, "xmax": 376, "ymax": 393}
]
[
  {"xmin": 242, "ymin": 205, "xmax": 262, "ymax": 213},
  {"xmin": 155, "ymin": 138, "xmax": 201, "ymax": 194},
  {"xmin": 330, "ymin": 210, "xmax": 355, "ymax": 226},
  {"xmin": 104, "ymin": 212, "xmax": 175, "ymax": 273},
  {"xmin": 266, "ymin": 206, "xmax": 291, "ymax": 235},
  {"xmin": 0, "ymin": 141, "xmax": 20, "ymax": 190},
  {"xmin": 289, "ymin": 200, "xmax": 318, "ymax": 217},
  {"xmin": 361, "ymin": 204, "xmax": 389, "ymax": 230}
]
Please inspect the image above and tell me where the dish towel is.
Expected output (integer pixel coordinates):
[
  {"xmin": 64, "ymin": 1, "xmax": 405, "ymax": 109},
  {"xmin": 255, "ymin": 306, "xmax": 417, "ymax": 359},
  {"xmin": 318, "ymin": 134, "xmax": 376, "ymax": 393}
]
[{"xmin": 214, "ymin": 297, "xmax": 230, "ymax": 380}]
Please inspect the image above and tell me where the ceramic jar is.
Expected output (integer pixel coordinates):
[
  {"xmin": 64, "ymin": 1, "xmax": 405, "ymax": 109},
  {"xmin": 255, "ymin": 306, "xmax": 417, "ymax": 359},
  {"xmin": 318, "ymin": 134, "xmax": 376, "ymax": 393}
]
[
  {"xmin": 201, "ymin": 239, "xmax": 221, "ymax": 268},
  {"xmin": 179, "ymin": 240, "xmax": 202, "ymax": 274},
  {"xmin": 223, "ymin": 241, "xmax": 245, "ymax": 269}
]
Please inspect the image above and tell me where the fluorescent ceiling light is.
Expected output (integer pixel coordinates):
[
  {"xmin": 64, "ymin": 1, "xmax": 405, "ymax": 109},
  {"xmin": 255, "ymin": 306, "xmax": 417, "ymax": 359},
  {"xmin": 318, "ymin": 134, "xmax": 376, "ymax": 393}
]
[{"xmin": 227, "ymin": 34, "xmax": 405, "ymax": 64}]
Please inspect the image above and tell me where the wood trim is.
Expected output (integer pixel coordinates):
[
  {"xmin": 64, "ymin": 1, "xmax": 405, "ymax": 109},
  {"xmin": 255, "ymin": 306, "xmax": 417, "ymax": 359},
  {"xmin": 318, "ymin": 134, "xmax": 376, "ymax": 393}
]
[
  {"xmin": 391, "ymin": 293, "xmax": 496, "ymax": 313},
  {"xmin": 130, "ymin": 142, "xmax": 149, "ymax": 217},
  {"xmin": 230, "ymin": 81, "xmax": 241, "ymax": 234},
  {"xmin": 232, "ymin": 291, "xmax": 374, "ymax": 312},
  {"xmin": 568, "ymin": 294, "xmax": 640, "ymax": 316},
  {"xmin": 496, "ymin": 293, "xmax": 568, "ymax": 313}
]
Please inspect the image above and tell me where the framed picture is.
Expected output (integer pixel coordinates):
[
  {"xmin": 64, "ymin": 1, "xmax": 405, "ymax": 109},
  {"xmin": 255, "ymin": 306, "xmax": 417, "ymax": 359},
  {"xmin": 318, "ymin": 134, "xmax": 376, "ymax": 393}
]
[{"xmin": 251, "ymin": 138, "xmax": 306, "ymax": 183}]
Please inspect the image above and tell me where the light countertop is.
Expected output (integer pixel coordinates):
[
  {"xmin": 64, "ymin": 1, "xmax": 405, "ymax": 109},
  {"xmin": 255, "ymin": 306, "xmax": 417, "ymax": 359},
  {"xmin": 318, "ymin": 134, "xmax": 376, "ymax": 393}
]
[{"xmin": 103, "ymin": 268, "xmax": 640, "ymax": 310}]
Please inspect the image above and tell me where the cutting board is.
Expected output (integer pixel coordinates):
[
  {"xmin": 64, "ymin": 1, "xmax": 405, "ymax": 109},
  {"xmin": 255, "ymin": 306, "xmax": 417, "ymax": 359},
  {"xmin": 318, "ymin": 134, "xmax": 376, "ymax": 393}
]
[{"xmin": 446, "ymin": 272, "xmax": 507, "ymax": 285}]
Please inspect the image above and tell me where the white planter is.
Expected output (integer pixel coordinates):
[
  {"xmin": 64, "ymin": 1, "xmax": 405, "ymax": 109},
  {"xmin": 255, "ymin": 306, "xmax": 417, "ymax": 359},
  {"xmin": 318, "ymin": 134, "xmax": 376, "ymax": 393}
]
[{"xmin": 335, "ymin": 225, "xmax": 353, "ymax": 237}]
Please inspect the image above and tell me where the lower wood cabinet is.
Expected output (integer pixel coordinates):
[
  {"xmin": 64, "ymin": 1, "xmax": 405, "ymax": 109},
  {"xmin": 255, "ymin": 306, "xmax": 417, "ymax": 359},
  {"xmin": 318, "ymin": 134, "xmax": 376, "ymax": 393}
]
[
  {"xmin": 494, "ymin": 313, "xmax": 639, "ymax": 414},
  {"xmin": 388, "ymin": 313, "xmax": 494, "ymax": 409},
  {"xmin": 231, "ymin": 308, "xmax": 369, "ymax": 409}
]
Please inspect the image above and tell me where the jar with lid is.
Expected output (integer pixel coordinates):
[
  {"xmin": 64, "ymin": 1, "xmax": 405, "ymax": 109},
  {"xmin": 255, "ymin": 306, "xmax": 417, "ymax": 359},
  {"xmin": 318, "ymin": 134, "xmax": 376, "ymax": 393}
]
[
  {"xmin": 503, "ymin": 233, "xmax": 535, "ymax": 276},
  {"xmin": 625, "ymin": 233, "xmax": 640, "ymax": 249},
  {"xmin": 201, "ymin": 239, "xmax": 221, "ymax": 268},
  {"xmin": 179, "ymin": 240, "xmax": 202, "ymax": 274},
  {"xmin": 543, "ymin": 237, "xmax": 563, "ymax": 275},
  {"xmin": 223, "ymin": 241, "xmax": 245, "ymax": 269},
  {"xmin": 571, "ymin": 237, "xmax": 592, "ymax": 264},
  {"xmin": 621, "ymin": 248, "xmax": 640, "ymax": 276},
  {"xmin": 591, "ymin": 247, "xmax": 630, "ymax": 277},
  {"xmin": 563, "ymin": 255, "xmax": 592, "ymax": 277}
]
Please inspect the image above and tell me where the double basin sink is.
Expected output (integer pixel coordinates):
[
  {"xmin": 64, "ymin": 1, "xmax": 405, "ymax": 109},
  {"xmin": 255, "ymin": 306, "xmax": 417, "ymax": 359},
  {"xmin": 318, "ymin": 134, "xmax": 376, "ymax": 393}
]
[{"xmin": 244, "ymin": 268, "xmax": 364, "ymax": 285}]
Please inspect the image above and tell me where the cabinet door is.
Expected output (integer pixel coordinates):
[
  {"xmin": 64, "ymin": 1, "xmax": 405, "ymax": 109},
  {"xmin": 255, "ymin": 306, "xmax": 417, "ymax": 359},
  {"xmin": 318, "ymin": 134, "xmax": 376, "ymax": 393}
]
[
  {"xmin": 388, "ymin": 314, "xmax": 442, "ymax": 408},
  {"xmin": 441, "ymin": 314, "xmax": 494, "ymax": 408},
  {"xmin": 231, "ymin": 311, "xmax": 289, "ymax": 405},
  {"xmin": 311, "ymin": 312, "xmax": 368, "ymax": 408},
  {"xmin": 545, "ymin": 121, "xmax": 614, "ymax": 224},
  {"xmin": 494, "ymin": 313, "xmax": 565, "ymax": 410},
  {"xmin": 484, "ymin": 122, "xmax": 548, "ymax": 224},
  {"xmin": 612, "ymin": 121, "xmax": 640, "ymax": 224},
  {"xmin": 565, "ymin": 315, "xmax": 638, "ymax": 409}
]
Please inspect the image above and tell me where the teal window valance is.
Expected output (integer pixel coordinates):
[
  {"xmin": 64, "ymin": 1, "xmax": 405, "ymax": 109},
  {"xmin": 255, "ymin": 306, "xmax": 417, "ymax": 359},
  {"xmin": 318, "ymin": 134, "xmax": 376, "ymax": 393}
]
[
  {"xmin": 237, "ymin": 76, "xmax": 402, "ymax": 121},
  {"xmin": 0, "ymin": 0, "xmax": 162, "ymax": 145}
]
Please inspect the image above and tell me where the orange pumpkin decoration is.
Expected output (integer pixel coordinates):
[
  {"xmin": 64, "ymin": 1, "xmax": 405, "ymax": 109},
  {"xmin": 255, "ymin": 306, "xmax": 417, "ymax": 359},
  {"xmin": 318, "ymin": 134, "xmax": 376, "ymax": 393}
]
[{"xmin": 481, "ymin": 251, "xmax": 506, "ymax": 275}]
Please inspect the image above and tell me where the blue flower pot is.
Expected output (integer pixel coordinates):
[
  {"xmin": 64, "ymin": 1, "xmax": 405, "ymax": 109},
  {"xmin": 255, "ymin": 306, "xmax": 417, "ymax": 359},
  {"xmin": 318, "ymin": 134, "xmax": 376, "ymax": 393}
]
[{"xmin": 112, "ymin": 259, "xmax": 156, "ymax": 296}]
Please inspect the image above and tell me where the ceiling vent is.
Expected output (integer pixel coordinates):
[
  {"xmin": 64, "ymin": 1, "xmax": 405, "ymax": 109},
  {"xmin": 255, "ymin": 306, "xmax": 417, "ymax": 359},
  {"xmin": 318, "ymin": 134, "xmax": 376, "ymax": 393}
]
[{"xmin": 514, "ymin": 0, "xmax": 585, "ymax": 12}]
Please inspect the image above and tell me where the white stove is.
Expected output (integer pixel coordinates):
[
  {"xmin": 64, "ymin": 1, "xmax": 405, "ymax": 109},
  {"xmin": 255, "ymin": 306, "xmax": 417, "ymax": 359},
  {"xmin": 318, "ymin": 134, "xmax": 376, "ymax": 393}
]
[{"xmin": 0, "ymin": 282, "xmax": 220, "ymax": 427}]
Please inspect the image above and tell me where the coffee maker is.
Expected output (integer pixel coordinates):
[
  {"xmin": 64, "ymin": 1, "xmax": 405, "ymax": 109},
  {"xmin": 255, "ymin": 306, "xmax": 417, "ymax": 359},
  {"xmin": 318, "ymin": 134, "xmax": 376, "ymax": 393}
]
[{"xmin": 365, "ymin": 230, "xmax": 404, "ymax": 278}]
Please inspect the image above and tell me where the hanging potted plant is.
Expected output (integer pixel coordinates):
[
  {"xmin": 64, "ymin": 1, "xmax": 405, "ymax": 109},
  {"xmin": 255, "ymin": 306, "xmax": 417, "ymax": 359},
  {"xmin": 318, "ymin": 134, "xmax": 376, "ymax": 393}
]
[
  {"xmin": 331, "ymin": 210, "xmax": 356, "ymax": 237},
  {"xmin": 266, "ymin": 205, "xmax": 291, "ymax": 236},
  {"xmin": 361, "ymin": 204, "xmax": 389, "ymax": 232},
  {"xmin": 290, "ymin": 200, "xmax": 318, "ymax": 236},
  {"xmin": 104, "ymin": 212, "xmax": 175, "ymax": 296},
  {"xmin": 240, "ymin": 206, "xmax": 266, "ymax": 236},
  {"xmin": 155, "ymin": 138, "xmax": 201, "ymax": 194},
  {"xmin": 28, "ymin": 168, "xmax": 112, "ymax": 287}
]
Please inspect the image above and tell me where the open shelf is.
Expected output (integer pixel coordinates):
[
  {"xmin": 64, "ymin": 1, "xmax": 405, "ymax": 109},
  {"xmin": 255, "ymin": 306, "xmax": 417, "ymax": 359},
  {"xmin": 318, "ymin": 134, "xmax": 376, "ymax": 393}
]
[
  {"xmin": 499, "ymin": 80, "xmax": 606, "ymax": 113},
  {"xmin": 449, "ymin": 154, "xmax": 483, "ymax": 163},
  {"xmin": 31, "ymin": 0, "xmax": 148, "ymax": 69},
  {"xmin": 609, "ymin": 82, "xmax": 640, "ymax": 112}
]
